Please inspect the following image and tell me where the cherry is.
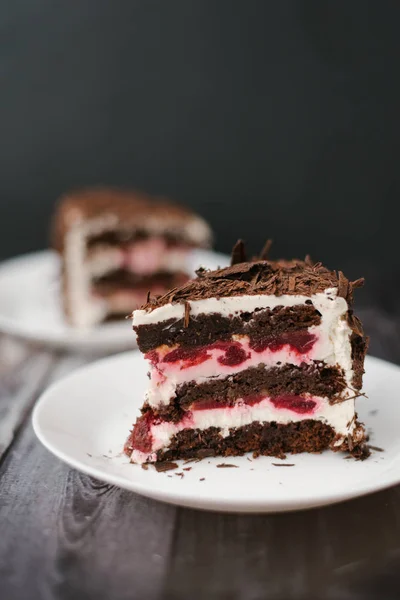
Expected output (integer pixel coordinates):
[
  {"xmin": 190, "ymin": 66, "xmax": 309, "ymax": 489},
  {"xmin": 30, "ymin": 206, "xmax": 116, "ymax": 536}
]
[{"xmin": 270, "ymin": 395, "xmax": 317, "ymax": 414}]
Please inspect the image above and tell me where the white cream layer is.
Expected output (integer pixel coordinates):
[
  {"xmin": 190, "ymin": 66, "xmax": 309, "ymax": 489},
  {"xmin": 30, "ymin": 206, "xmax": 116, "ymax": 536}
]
[{"xmin": 130, "ymin": 395, "xmax": 356, "ymax": 464}]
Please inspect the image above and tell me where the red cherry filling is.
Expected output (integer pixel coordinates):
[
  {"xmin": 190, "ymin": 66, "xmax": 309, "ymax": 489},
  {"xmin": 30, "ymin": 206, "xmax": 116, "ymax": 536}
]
[
  {"xmin": 250, "ymin": 331, "xmax": 316, "ymax": 354},
  {"xmin": 270, "ymin": 395, "xmax": 317, "ymax": 414},
  {"xmin": 163, "ymin": 346, "xmax": 210, "ymax": 367},
  {"xmin": 213, "ymin": 341, "xmax": 250, "ymax": 366},
  {"xmin": 129, "ymin": 412, "xmax": 154, "ymax": 453}
]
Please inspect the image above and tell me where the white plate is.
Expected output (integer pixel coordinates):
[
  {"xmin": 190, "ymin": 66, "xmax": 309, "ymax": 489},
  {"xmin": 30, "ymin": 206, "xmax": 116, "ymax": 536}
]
[
  {"xmin": 0, "ymin": 250, "xmax": 229, "ymax": 352},
  {"xmin": 33, "ymin": 352, "xmax": 398, "ymax": 513}
]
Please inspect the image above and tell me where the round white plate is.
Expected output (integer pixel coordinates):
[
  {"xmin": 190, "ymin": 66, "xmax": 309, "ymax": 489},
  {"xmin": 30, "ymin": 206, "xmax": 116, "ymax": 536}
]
[
  {"xmin": 0, "ymin": 250, "xmax": 229, "ymax": 352},
  {"xmin": 33, "ymin": 352, "xmax": 398, "ymax": 513}
]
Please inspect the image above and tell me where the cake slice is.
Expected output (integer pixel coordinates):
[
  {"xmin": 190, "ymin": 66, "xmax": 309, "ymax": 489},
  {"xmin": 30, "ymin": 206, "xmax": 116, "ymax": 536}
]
[
  {"xmin": 125, "ymin": 241, "xmax": 369, "ymax": 463},
  {"xmin": 52, "ymin": 187, "xmax": 212, "ymax": 327}
]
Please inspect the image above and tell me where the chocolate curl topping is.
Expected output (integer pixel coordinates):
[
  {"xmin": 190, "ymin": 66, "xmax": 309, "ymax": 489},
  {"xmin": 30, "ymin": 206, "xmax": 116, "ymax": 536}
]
[
  {"xmin": 230, "ymin": 239, "xmax": 247, "ymax": 266},
  {"xmin": 304, "ymin": 254, "xmax": 314, "ymax": 266},
  {"xmin": 259, "ymin": 239, "xmax": 273, "ymax": 260}
]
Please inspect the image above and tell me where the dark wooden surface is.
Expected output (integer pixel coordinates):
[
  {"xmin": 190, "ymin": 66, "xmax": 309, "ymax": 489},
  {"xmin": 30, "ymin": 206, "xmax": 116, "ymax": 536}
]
[{"xmin": 1, "ymin": 308, "xmax": 400, "ymax": 600}]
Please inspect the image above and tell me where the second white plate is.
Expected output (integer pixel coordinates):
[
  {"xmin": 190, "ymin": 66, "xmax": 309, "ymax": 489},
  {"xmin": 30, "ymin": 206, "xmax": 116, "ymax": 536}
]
[
  {"xmin": 0, "ymin": 249, "xmax": 229, "ymax": 352},
  {"xmin": 33, "ymin": 352, "xmax": 398, "ymax": 513}
]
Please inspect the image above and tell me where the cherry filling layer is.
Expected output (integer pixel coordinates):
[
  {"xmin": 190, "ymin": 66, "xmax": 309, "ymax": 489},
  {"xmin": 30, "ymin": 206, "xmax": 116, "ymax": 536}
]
[{"xmin": 145, "ymin": 332, "xmax": 317, "ymax": 370}]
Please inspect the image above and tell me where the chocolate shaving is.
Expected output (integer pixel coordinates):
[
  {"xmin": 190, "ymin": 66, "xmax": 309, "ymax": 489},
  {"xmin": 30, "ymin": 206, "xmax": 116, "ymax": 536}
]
[
  {"xmin": 184, "ymin": 302, "xmax": 190, "ymax": 328},
  {"xmin": 288, "ymin": 275, "xmax": 296, "ymax": 292},
  {"xmin": 230, "ymin": 239, "xmax": 246, "ymax": 265},
  {"xmin": 338, "ymin": 271, "xmax": 349, "ymax": 299},
  {"xmin": 155, "ymin": 461, "xmax": 178, "ymax": 472},
  {"xmin": 351, "ymin": 278, "xmax": 365, "ymax": 289},
  {"xmin": 304, "ymin": 254, "xmax": 314, "ymax": 266},
  {"xmin": 141, "ymin": 463, "xmax": 149, "ymax": 470},
  {"xmin": 183, "ymin": 467, "xmax": 192, "ymax": 471},
  {"xmin": 199, "ymin": 478, "xmax": 205, "ymax": 481},
  {"xmin": 259, "ymin": 239, "xmax": 273, "ymax": 260},
  {"xmin": 175, "ymin": 472, "xmax": 184, "ymax": 478},
  {"xmin": 216, "ymin": 463, "xmax": 238, "ymax": 468},
  {"xmin": 347, "ymin": 434, "xmax": 354, "ymax": 452},
  {"xmin": 137, "ymin": 245, "xmax": 365, "ymax": 313},
  {"xmin": 272, "ymin": 463, "xmax": 295, "ymax": 467},
  {"xmin": 368, "ymin": 445, "xmax": 384, "ymax": 452},
  {"xmin": 146, "ymin": 290, "xmax": 151, "ymax": 304}
]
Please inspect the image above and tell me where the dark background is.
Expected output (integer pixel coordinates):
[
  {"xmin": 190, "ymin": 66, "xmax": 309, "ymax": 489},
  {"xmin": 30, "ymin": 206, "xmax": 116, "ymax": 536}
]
[{"xmin": 0, "ymin": 1, "xmax": 398, "ymax": 307}]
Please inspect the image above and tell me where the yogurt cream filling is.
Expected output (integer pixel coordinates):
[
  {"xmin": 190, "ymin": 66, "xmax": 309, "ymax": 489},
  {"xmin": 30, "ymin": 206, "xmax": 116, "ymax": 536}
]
[{"xmin": 128, "ymin": 394, "xmax": 356, "ymax": 464}]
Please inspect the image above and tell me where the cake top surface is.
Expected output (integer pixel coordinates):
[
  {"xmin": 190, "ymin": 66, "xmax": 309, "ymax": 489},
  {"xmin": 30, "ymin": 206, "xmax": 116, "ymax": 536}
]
[
  {"xmin": 139, "ymin": 241, "xmax": 364, "ymax": 312},
  {"xmin": 52, "ymin": 187, "xmax": 212, "ymax": 249}
]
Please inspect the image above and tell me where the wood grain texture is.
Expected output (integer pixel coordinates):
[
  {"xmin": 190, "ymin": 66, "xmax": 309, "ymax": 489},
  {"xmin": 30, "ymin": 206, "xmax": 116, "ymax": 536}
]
[
  {"xmin": 0, "ymin": 336, "xmax": 56, "ymax": 460},
  {"xmin": 1, "ymin": 308, "xmax": 400, "ymax": 600},
  {"xmin": 0, "ymin": 353, "xmax": 177, "ymax": 600}
]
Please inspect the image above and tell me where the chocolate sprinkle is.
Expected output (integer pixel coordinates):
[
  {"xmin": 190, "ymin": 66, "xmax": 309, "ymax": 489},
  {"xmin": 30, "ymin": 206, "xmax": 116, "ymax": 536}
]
[
  {"xmin": 155, "ymin": 461, "xmax": 178, "ymax": 472},
  {"xmin": 216, "ymin": 463, "xmax": 238, "ymax": 468}
]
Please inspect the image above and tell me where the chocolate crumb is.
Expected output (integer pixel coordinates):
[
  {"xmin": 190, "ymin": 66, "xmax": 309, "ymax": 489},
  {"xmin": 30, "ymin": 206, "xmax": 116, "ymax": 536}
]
[
  {"xmin": 246, "ymin": 457, "xmax": 252, "ymax": 462},
  {"xmin": 199, "ymin": 478, "xmax": 205, "ymax": 481},
  {"xmin": 155, "ymin": 461, "xmax": 178, "ymax": 472},
  {"xmin": 272, "ymin": 463, "xmax": 295, "ymax": 467},
  {"xmin": 175, "ymin": 472, "xmax": 184, "ymax": 478},
  {"xmin": 369, "ymin": 409, "xmax": 378, "ymax": 416},
  {"xmin": 368, "ymin": 445, "xmax": 384, "ymax": 452},
  {"xmin": 183, "ymin": 467, "xmax": 192, "ymax": 472},
  {"xmin": 217, "ymin": 463, "xmax": 238, "ymax": 468},
  {"xmin": 141, "ymin": 463, "xmax": 149, "ymax": 470},
  {"xmin": 86, "ymin": 453, "xmax": 92, "ymax": 457}
]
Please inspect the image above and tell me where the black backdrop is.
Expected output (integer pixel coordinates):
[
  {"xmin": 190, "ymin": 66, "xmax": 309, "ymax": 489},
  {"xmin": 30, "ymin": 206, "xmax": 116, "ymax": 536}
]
[{"xmin": 0, "ymin": 1, "xmax": 398, "ymax": 305}]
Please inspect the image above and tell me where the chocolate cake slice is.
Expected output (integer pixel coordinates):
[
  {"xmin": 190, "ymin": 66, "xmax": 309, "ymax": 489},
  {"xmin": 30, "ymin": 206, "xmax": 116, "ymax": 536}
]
[
  {"xmin": 52, "ymin": 187, "xmax": 212, "ymax": 327},
  {"xmin": 125, "ymin": 241, "xmax": 369, "ymax": 463}
]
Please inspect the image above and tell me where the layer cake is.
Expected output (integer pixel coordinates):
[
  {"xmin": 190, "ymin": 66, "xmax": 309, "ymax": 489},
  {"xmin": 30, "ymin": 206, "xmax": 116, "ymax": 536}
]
[
  {"xmin": 125, "ymin": 241, "xmax": 368, "ymax": 463},
  {"xmin": 52, "ymin": 188, "xmax": 212, "ymax": 327}
]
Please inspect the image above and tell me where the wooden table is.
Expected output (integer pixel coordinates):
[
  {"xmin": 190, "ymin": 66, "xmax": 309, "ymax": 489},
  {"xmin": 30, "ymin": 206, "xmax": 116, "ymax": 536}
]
[{"xmin": 1, "ymin": 307, "xmax": 400, "ymax": 600}]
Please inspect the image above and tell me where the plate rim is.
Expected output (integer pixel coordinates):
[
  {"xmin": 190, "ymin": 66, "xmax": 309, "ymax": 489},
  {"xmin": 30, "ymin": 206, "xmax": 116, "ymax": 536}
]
[{"xmin": 32, "ymin": 352, "xmax": 400, "ymax": 513}]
